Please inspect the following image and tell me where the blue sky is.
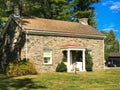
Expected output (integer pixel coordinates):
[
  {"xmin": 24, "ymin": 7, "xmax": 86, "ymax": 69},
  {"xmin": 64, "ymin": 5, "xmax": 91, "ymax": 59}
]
[{"xmin": 93, "ymin": 0, "xmax": 120, "ymax": 41}]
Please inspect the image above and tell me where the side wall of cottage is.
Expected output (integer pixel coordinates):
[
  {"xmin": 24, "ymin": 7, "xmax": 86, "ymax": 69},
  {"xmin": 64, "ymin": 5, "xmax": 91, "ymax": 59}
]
[{"xmin": 21, "ymin": 35, "xmax": 104, "ymax": 73}]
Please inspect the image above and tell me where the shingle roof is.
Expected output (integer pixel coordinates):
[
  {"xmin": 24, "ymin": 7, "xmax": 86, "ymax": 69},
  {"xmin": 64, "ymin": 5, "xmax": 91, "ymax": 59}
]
[
  {"xmin": 16, "ymin": 17, "xmax": 105, "ymax": 38},
  {"xmin": 109, "ymin": 52, "xmax": 120, "ymax": 57}
]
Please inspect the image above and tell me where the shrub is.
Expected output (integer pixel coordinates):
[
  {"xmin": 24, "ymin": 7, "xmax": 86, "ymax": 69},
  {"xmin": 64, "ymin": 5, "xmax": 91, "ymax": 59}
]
[
  {"xmin": 85, "ymin": 49, "xmax": 93, "ymax": 71},
  {"xmin": 62, "ymin": 55, "xmax": 67, "ymax": 62},
  {"xmin": 56, "ymin": 62, "xmax": 67, "ymax": 72},
  {"xmin": 6, "ymin": 58, "xmax": 37, "ymax": 76},
  {"xmin": 62, "ymin": 51, "xmax": 67, "ymax": 62}
]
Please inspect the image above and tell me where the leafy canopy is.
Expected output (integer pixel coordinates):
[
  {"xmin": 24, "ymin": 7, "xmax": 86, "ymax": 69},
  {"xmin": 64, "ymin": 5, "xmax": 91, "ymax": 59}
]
[
  {"xmin": 101, "ymin": 30, "xmax": 119, "ymax": 60},
  {"xmin": 0, "ymin": 0, "xmax": 100, "ymax": 27}
]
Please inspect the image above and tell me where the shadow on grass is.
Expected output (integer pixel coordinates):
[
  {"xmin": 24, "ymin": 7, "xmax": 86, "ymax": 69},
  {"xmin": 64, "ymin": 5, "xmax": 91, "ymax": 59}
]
[{"xmin": 0, "ymin": 77, "xmax": 47, "ymax": 90}]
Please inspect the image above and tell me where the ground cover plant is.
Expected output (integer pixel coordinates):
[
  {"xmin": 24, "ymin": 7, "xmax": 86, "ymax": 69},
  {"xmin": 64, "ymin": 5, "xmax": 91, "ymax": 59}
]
[{"xmin": 0, "ymin": 69, "xmax": 120, "ymax": 90}]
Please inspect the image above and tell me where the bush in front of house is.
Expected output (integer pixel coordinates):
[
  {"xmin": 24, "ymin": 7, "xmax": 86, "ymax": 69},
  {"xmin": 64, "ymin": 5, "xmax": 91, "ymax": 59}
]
[
  {"xmin": 6, "ymin": 58, "xmax": 37, "ymax": 76},
  {"xmin": 85, "ymin": 49, "xmax": 93, "ymax": 71},
  {"xmin": 56, "ymin": 62, "xmax": 67, "ymax": 72},
  {"xmin": 62, "ymin": 55, "xmax": 67, "ymax": 62}
]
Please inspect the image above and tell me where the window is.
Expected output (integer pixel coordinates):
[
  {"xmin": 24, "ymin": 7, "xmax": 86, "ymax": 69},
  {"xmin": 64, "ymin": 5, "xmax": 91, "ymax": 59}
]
[{"xmin": 43, "ymin": 49, "xmax": 52, "ymax": 64}]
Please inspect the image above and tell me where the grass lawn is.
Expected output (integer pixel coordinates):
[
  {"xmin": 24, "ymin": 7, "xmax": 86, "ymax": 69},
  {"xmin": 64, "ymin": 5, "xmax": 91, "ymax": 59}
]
[{"xmin": 0, "ymin": 69, "xmax": 120, "ymax": 90}]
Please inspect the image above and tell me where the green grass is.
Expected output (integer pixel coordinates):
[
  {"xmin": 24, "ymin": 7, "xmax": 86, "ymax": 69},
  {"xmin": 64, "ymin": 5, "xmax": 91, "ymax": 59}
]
[{"xmin": 0, "ymin": 69, "xmax": 120, "ymax": 90}]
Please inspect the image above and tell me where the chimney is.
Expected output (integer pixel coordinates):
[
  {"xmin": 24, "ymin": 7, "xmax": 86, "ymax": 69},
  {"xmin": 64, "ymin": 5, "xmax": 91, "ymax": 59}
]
[
  {"xmin": 79, "ymin": 18, "xmax": 88, "ymax": 25},
  {"xmin": 13, "ymin": 8, "xmax": 20, "ymax": 18}
]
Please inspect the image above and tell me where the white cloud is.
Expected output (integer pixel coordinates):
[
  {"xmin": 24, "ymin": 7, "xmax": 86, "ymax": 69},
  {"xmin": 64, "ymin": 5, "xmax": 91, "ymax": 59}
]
[
  {"xmin": 110, "ymin": 2, "xmax": 120, "ymax": 10},
  {"xmin": 102, "ymin": 0, "xmax": 113, "ymax": 6},
  {"xmin": 103, "ymin": 28, "xmax": 119, "ymax": 32},
  {"xmin": 103, "ymin": 28, "xmax": 112, "ymax": 31},
  {"xmin": 102, "ymin": 24, "xmax": 119, "ymax": 32},
  {"xmin": 102, "ymin": 1, "xmax": 120, "ymax": 13}
]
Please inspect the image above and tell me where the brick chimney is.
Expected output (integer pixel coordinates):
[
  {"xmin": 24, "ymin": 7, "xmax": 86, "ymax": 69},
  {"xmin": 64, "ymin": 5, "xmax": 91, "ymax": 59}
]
[{"xmin": 79, "ymin": 18, "xmax": 88, "ymax": 25}]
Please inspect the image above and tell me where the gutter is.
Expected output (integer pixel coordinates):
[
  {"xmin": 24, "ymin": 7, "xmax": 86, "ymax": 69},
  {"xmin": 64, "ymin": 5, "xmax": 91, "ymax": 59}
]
[{"xmin": 22, "ymin": 29, "xmax": 106, "ymax": 40}]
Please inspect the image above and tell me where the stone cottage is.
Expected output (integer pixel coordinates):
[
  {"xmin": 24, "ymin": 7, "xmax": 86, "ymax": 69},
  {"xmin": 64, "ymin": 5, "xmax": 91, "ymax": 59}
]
[{"xmin": 1, "ymin": 15, "xmax": 105, "ymax": 73}]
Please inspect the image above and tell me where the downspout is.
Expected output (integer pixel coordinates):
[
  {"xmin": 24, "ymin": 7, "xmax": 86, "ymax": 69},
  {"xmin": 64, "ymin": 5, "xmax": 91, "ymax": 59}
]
[
  {"xmin": 119, "ymin": 40, "xmax": 120, "ymax": 53},
  {"xmin": 25, "ymin": 31, "xmax": 28, "ymax": 60},
  {"xmin": 103, "ymin": 40, "xmax": 105, "ymax": 70}
]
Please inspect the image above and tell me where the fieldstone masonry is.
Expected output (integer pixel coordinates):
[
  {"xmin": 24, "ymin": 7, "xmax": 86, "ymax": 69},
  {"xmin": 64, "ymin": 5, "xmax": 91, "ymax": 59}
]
[{"xmin": 21, "ymin": 34, "xmax": 104, "ymax": 73}]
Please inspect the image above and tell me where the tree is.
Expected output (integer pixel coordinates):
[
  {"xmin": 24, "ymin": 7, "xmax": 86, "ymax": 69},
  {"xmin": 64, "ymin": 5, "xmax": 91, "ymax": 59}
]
[
  {"xmin": 101, "ymin": 30, "xmax": 119, "ymax": 60},
  {"xmin": 70, "ymin": 0, "xmax": 100, "ymax": 27},
  {"xmin": 0, "ymin": 0, "xmax": 100, "ymax": 26}
]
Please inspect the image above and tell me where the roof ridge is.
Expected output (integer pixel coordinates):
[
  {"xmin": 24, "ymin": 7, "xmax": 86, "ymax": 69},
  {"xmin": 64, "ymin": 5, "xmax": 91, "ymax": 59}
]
[{"xmin": 20, "ymin": 17, "xmax": 80, "ymax": 24}]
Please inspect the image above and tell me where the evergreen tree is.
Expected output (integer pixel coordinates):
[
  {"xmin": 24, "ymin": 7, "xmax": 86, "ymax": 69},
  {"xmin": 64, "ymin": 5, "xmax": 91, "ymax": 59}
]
[
  {"xmin": 0, "ymin": 0, "xmax": 100, "ymax": 27},
  {"xmin": 70, "ymin": 0, "xmax": 100, "ymax": 27}
]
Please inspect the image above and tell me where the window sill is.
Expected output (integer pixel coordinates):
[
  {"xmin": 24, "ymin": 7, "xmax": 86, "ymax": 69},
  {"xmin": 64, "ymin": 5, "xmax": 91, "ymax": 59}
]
[{"xmin": 43, "ymin": 63, "xmax": 53, "ymax": 66}]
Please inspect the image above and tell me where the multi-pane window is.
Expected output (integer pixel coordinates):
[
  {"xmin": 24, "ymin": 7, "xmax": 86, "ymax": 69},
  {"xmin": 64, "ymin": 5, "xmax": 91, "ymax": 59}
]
[{"xmin": 43, "ymin": 49, "xmax": 52, "ymax": 64}]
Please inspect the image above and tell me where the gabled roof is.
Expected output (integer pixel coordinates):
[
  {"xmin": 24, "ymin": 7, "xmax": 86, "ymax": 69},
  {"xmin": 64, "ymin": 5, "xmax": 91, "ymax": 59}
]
[{"xmin": 13, "ymin": 16, "xmax": 105, "ymax": 39}]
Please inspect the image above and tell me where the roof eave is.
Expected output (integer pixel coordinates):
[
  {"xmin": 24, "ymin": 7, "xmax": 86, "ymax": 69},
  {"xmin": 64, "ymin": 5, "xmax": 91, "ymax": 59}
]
[{"xmin": 23, "ymin": 29, "xmax": 106, "ymax": 39}]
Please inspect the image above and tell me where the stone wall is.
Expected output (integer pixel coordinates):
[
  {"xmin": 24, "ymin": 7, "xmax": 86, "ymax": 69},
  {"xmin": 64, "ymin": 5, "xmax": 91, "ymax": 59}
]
[{"xmin": 21, "ymin": 34, "xmax": 104, "ymax": 73}]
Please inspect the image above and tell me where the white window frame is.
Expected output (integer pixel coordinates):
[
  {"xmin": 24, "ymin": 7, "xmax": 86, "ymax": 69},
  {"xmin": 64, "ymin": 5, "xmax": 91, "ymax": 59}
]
[{"xmin": 43, "ymin": 48, "xmax": 52, "ymax": 64}]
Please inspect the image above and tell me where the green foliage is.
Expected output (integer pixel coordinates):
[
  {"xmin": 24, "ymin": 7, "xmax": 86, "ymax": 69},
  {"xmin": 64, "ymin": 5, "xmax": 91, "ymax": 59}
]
[
  {"xmin": 6, "ymin": 58, "xmax": 37, "ymax": 76},
  {"xmin": 101, "ymin": 30, "xmax": 119, "ymax": 60},
  {"xmin": 85, "ymin": 49, "xmax": 93, "ymax": 71},
  {"xmin": 70, "ymin": 0, "xmax": 100, "ymax": 27},
  {"xmin": 62, "ymin": 55, "xmax": 67, "ymax": 62},
  {"xmin": 0, "ymin": 0, "xmax": 100, "ymax": 27},
  {"xmin": 56, "ymin": 62, "xmax": 67, "ymax": 72}
]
